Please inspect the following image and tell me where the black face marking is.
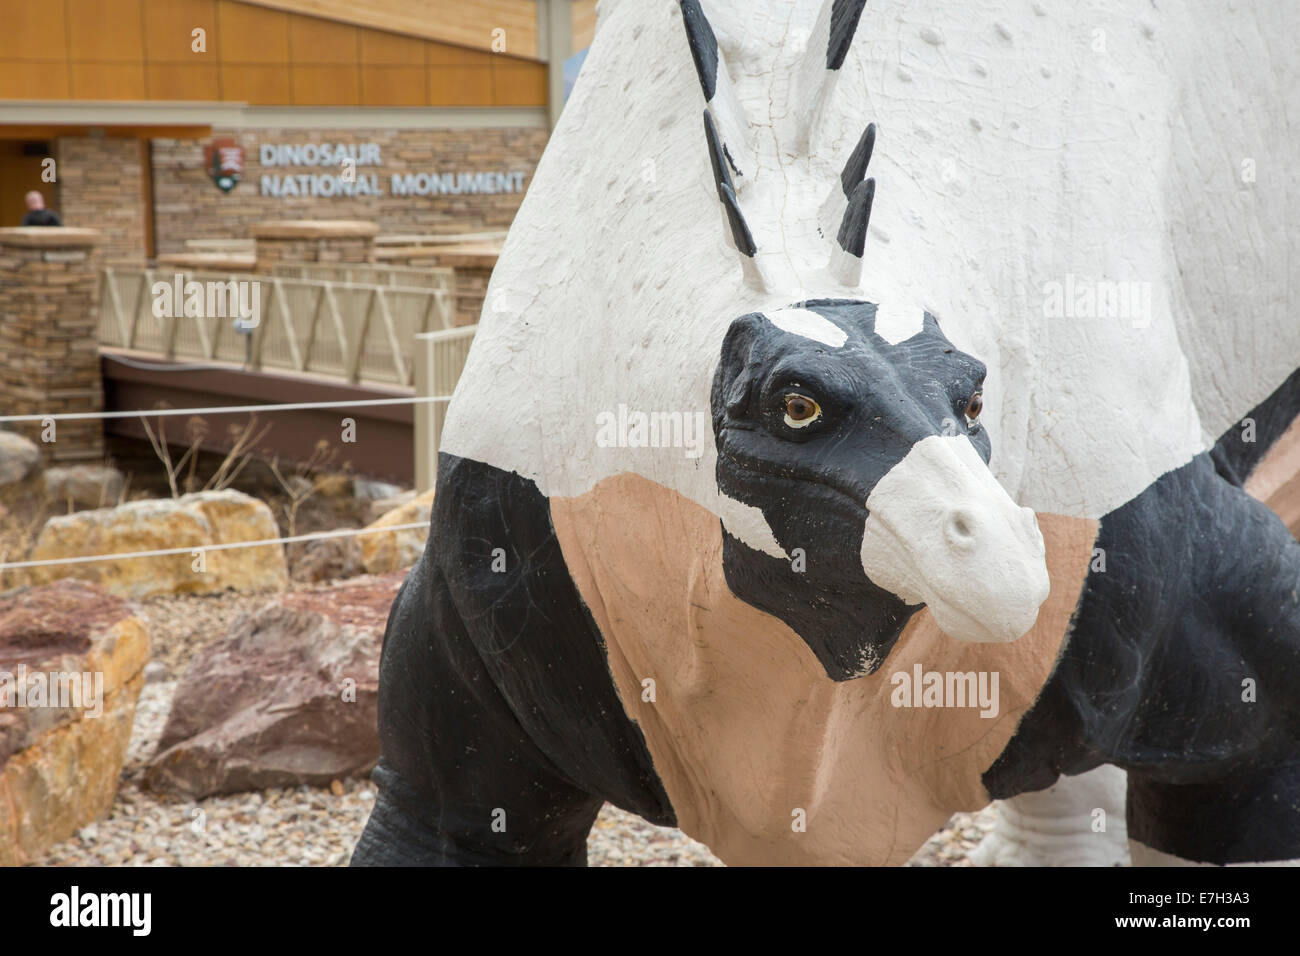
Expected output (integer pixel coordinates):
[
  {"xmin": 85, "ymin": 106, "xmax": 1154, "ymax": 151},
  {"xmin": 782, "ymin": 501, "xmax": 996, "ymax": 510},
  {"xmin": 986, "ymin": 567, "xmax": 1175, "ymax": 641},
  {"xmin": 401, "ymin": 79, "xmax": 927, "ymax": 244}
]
[
  {"xmin": 827, "ymin": 0, "xmax": 869, "ymax": 70},
  {"xmin": 711, "ymin": 299, "xmax": 990, "ymax": 680},
  {"xmin": 680, "ymin": 0, "xmax": 720, "ymax": 102},
  {"xmin": 841, "ymin": 122, "xmax": 876, "ymax": 199}
]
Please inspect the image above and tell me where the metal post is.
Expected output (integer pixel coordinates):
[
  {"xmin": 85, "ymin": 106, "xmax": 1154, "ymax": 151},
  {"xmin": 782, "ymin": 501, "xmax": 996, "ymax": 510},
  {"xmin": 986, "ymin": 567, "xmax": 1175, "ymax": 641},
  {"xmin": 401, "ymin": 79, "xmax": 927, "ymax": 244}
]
[{"xmin": 414, "ymin": 331, "xmax": 437, "ymax": 493}]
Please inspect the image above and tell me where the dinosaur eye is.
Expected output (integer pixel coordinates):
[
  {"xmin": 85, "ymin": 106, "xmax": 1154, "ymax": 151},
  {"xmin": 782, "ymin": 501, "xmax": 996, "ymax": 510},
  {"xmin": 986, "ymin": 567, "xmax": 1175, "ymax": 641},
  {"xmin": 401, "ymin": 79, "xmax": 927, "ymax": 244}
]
[
  {"xmin": 965, "ymin": 391, "xmax": 984, "ymax": 422},
  {"xmin": 783, "ymin": 393, "xmax": 821, "ymax": 428}
]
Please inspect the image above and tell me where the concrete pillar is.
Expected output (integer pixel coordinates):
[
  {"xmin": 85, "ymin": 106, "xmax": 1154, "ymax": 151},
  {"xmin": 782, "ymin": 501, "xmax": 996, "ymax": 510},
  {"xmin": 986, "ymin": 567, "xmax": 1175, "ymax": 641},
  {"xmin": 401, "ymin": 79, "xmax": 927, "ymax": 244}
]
[
  {"xmin": 0, "ymin": 228, "xmax": 105, "ymax": 462},
  {"xmin": 540, "ymin": 0, "xmax": 573, "ymax": 130},
  {"xmin": 252, "ymin": 220, "xmax": 380, "ymax": 272}
]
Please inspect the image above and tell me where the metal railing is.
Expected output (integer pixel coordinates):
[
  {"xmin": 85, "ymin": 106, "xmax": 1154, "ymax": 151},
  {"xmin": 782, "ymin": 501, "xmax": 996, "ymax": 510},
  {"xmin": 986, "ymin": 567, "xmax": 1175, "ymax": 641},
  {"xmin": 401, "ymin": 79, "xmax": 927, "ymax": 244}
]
[
  {"xmin": 413, "ymin": 325, "xmax": 477, "ymax": 492},
  {"xmin": 269, "ymin": 261, "xmax": 454, "ymax": 291},
  {"xmin": 375, "ymin": 230, "xmax": 508, "ymax": 248},
  {"xmin": 98, "ymin": 268, "xmax": 456, "ymax": 388}
]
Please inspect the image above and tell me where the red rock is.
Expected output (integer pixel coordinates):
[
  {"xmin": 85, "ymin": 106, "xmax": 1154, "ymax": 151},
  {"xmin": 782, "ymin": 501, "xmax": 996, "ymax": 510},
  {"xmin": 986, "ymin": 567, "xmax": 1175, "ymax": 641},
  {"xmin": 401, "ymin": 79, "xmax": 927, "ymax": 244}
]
[{"xmin": 145, "ymin": 572, "xmax": 405, "ymax": 797}]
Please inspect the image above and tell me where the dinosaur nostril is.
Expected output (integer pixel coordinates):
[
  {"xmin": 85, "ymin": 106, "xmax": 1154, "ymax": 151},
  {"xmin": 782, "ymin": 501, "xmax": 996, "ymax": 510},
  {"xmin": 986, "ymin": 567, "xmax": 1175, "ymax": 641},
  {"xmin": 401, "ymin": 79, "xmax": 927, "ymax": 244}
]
[{"xmin": 946, "ymin": 510, "xmax": 978, "ymax": 548}]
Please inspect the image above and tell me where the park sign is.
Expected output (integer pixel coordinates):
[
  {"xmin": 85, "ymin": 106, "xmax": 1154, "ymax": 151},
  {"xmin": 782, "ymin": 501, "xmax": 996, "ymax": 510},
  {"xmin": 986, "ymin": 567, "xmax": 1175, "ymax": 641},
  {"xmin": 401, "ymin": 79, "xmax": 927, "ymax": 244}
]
[
  {"xmin": 256, "ymin": 141, "xmax": 526, "ymax": 199},
  {"xmin": 205, "ymin": 139, "xmax": 244, "ymax": 193}
]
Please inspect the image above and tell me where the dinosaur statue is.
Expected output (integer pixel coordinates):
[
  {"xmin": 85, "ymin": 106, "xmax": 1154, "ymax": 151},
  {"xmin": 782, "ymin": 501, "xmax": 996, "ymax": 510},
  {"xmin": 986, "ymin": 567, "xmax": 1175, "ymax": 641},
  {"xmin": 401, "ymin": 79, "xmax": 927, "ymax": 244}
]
[{"xmin": 352, "ymin": 0, "xmax": 1300, "ymax": 866}]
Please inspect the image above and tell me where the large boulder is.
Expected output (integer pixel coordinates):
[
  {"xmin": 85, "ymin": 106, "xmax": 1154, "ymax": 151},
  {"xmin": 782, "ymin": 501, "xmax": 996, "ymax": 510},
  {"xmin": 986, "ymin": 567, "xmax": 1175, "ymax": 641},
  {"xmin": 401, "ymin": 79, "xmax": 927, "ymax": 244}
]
[
  {"xmin": 145, "ymin": 572, "xmax": 404, "ymax": 797},
  {"xmin": 25, "ymin": 490, "xmax": 289, "ymax": 598},
  {"xmin": 358, "ymin": 489, "xmax": 434, "ymax": 574},
  {"xmin": 0, "ymin": 580, "xmax": 149, "ymax": 865},
  {"xmin": 0, "ymin": 431, "xmax": 41, "ymax": 499}
]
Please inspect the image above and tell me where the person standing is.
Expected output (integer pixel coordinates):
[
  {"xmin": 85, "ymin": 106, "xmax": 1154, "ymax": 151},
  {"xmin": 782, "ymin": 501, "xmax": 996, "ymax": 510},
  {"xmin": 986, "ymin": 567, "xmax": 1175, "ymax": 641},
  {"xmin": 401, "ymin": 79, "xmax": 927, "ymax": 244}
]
[{"xmin": 20, "ymin": 191, "xmax": 62, "ymax": 227}]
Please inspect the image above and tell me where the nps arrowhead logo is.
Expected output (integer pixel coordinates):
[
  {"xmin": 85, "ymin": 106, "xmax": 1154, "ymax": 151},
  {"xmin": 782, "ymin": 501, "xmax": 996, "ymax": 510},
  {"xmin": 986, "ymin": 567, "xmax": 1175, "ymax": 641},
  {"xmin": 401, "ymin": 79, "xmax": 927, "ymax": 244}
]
[{"xmin": 205, "ymin": 138, "xmax": 244, "ymax": 193}]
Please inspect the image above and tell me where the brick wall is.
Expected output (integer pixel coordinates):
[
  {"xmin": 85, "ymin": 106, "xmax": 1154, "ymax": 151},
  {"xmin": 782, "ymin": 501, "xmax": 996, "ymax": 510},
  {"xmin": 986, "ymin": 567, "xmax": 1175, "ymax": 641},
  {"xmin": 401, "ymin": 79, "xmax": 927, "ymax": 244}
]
[
  {"xmin": 151, "ymin": 126, "xmax": 548, "ymax": 254},
  {"xmin": 0, "ymin": 229, "xmax": 104, "ymax": 462},
  {"xmin": 55, "ymin": 138, "xmax": 147, "ymax": 266}
]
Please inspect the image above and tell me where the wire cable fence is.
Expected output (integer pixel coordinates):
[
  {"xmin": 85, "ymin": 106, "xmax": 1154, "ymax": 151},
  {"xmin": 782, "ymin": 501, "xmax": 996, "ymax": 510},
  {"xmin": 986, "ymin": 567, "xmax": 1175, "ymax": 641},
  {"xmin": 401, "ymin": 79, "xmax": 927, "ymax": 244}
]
[
  {"xmin": 0, "ymin": 521, "xmax": 430, "ymax": 573},
  {"xmin": 0, "ymin": 394, "xmax": 452, "ymax": 424},
  {"xmin": 0, "ymin": 394, "xmax": 454, "ymax": 578}
]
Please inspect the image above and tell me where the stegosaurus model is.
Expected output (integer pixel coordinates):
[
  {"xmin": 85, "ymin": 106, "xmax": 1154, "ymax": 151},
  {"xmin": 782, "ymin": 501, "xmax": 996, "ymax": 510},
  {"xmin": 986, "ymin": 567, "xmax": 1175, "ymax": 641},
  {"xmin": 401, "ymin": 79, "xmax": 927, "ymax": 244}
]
[{"xmin": 353, "ymin": 0, "xmax": 1300, "ymax": 866}]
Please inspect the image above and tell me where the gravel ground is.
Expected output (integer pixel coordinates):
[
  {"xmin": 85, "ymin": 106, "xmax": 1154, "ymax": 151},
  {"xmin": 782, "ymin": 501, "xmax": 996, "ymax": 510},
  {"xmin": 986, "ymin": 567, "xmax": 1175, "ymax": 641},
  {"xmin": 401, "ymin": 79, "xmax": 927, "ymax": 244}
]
[
  {"xmin": 34, "ymin": 585, "xmax": 989, "ymax": 867},
  {"xmin": 129, "ymin": 589, "xmax": 283, "ymax": 681},
  {"xmin": 906, "ymin": 808, "xmax": 997, "ymax": 866}
]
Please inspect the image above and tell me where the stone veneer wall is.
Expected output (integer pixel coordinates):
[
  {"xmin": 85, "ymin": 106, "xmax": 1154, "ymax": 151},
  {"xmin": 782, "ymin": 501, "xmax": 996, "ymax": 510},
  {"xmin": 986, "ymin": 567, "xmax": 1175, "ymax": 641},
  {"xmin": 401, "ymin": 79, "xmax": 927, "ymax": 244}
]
[
  {"xmin": 450, "ymin": 263, "xmax": 494, "ymax": 327},
  {"xmin": 151, "ymin": 126, "xmax": 548, "ymax": 254},
  {"xmin": 55, "ymin": 138, "xmax": 147, "ymax": 266},
  {"xmin": 252, "ymin": 221, "xmax": 379, "ymax": 269},
  {"xmin": 384, "ymin": 246, "xmax": 496, "ymax": 326},
  {"xmin": 0, "ymin": 229, "xmax": 104, "ymax": 462}
]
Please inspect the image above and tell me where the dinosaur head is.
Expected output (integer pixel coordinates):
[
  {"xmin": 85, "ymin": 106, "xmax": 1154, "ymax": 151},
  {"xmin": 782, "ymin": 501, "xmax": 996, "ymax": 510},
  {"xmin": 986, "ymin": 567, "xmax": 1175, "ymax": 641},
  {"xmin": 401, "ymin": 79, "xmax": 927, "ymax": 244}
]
[{"xmin": 711, "ymin": 299, "xmax": 1050, "ymax": 680}]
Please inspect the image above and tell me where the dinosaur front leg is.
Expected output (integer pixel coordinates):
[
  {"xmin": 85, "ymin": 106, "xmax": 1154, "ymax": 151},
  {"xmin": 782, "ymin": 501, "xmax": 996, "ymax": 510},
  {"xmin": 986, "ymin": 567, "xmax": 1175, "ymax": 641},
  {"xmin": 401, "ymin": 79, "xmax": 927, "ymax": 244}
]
[
  {"xmin": 1122, "ymin": 469, "xmax": 1300, "ymax": 865},
  {"xmin": 351, "ymin": 454, "xmax": 676, "ymax": 866},
  {"xmin": 986, "ymin": 454, "xmax": 1300, "ymax": 864},
  {"xmin": 1127, "ymin": 762, "xmax": 1300, "ymax": 866},
  {"xmin": 351, "ymin": 554, "xmax": 604, "ymax": 866},
  {"xmin": 971, "ymin": 766, "xmax": 1130, "ymax": 866}
]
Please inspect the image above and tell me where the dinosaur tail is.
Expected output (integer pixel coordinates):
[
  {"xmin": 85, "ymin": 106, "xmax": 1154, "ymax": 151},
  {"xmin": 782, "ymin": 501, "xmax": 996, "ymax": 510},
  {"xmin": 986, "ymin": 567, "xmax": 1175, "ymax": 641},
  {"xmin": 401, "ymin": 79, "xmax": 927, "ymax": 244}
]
[
  {"xmin": 1212, "ymin": 369, "xmax": 1300, "ymax": 484},
  {"xmin": 1211, "ymin": 368, "xmax": 1300, "ymax": 534}
]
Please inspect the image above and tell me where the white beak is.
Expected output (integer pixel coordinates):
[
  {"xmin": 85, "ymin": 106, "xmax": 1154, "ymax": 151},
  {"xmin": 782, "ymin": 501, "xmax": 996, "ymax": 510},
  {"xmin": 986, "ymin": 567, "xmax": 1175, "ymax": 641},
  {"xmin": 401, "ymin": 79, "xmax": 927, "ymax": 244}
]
[{"xmin": 859, "ymin": 435, "xmax": 1050, "ymax": 643}]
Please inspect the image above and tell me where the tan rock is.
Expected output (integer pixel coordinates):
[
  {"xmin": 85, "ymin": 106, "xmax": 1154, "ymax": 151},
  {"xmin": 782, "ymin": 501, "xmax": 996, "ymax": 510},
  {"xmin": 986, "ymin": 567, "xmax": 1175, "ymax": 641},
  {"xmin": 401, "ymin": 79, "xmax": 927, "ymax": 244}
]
[
  {"xmin": 366, "ymin": 490, "xmax": 416, "ymax": 524},
  {"xmin": 311, "ymin": 473, "xmax": 353, "ymax": 499},
  {"xmin": 44, "ymin": 464, "xmax": 126, "ymax": 510},
  {"xmin": 26, "ymin": 490, "xmax": 288, "ymax": 599},
  {"xmin": 0, "ymin": 580, "xmax": 149, "ymax": 866},
  {"xmin": 358, "ymin": 489, "xmax": 435, "ymax": 574}
]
